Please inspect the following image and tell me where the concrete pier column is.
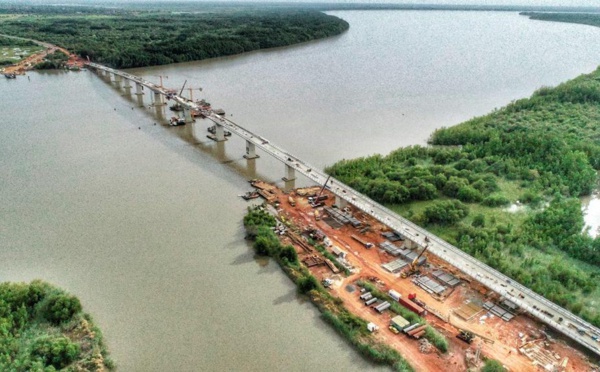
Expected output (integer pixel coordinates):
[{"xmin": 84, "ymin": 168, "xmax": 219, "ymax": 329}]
[
  {"xmin": 283, "ymin": 164, "xmax": 296, "ymax": 182},
  {"xmin": 136, "ymin": 94, "xmax": 144, "ymax": 108},
  {"xmin": 135, "ymin": 83, "xmax": 143, "ymax": 96},
  {"xmin": 246, "ymin": 158, "xmax": 257, "ymax": 179},
  {"xmin": 214, "ymin": 123, "xmax": 226, "ymax": 142},
  {"xmin": 123, "ymin": 79, "xmax": 132, "ymax": 96},
  {"xmin": 153, "ymin": 91, "xmax": 164, "ymax": 106},
  {"xmin": 183, "ymin": 107, "xmax": 194, "ymax": 123},
  {"xmin": 244, "ymin": 140, "xmax": 259, "ymax": 159},
  {"xmin": 284, "ymin": 179, "xmax": 296, "ymax": 193},
  {"xmin": 114, "ymin": 74, "xmax": 122, "ymax": 88},
  {"xmin": 335, "ymin": 195, "xmax": 348, "ymax": 209}
]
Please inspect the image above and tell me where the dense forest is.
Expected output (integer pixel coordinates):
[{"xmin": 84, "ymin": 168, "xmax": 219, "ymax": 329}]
[
  {"xmin": 0, "ymin": 280, "xmax": 113, "ymax": 371},
  {"xmin": 327, "ymin": 67, "xmax": 600, "ymax": 327},
  {"xmin": 0, "ymin": 6, "xmax": 349, "ymax": 69}
]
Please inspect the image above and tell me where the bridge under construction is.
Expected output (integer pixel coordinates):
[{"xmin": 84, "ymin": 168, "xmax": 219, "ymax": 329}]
[{"xmin": 86, "ymin": 61, "xmax": 600, "ymax": 358}]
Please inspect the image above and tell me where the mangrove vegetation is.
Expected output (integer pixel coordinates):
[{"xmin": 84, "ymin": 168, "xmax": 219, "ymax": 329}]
[
  {"xmin": 0, "ymin": 280, "xmax": 113, "ymax": 371},
  {"xmin": 326, "ymin": 66, "xmax": 600, "ymax": 327},
  {"xmin": 0, "ymin": 5, "xmax": 349, "ymax": 69}
]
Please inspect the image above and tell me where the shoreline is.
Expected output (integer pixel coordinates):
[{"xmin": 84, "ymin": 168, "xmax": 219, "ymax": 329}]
[{"xmin": 242, "ymin": 182, "xmax": 597, "ymax": 371}]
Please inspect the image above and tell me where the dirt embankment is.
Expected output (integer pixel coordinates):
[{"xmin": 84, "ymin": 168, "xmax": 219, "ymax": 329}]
[{"xmin": 252, "ymin": 181, "xmax": 597, "ymax": 372}]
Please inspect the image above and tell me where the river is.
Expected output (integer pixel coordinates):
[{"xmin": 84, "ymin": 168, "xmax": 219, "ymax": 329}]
[{"xmin": 1, "ymin": 10, "xmax": 599, "ymax": 371}]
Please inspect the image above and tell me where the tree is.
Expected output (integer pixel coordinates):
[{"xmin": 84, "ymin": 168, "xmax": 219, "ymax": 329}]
[
  {"xmin": 297, "ymin": 275, "xmax": 319, "ymax": 294},
  {"xmin": 41, "ymin": 293, "xmax": 82, "ymax": 325},
  {"xmin": 31, "ymin": 336, "xmax": 80, "ymax": 369},
  {"xmin": 278, "ymin": 245, "xmax": 298, "ymax": 264},
  {"xmin": 482, "ymin": 359, "xmax": 505, "ymax": 372}
]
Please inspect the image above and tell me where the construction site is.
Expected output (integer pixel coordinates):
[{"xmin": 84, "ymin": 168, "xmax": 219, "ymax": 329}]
[
  {"xmin": 248, "ymin": 179, "xmax": 600, "ymax": 372},
  {"xmin": 1, "ymin": 39, "xmax": 84, "ymax": 76}
]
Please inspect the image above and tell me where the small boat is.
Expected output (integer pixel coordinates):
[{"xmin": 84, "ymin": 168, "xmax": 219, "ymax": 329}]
[
  {"xmin": 170, "ymin": 117, "xmax": 186, "ymax": 126},
  {"xmin": 208, "ymin": 125, "xmax": 231, "ymax": 136},
  {"xmin": 240, "ymin": 191, "xmax": 260, "ymax": 200},
  {"xmin": 4, "ymin": 73, "xmax": 17, "ymax": 79}
]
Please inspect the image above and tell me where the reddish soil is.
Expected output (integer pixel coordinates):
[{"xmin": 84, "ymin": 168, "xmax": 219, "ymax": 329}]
[
  {"xmin": 262, "ymin": 184, "xmax": 597, "ymax": 372},
  {"xmin": 3, "ymin": 44, "xmax": 84, "ymax": 74}
]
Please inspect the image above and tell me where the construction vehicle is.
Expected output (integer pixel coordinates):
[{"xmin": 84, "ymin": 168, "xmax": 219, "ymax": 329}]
[
  {"xmin": 408, "ymin": 293, "xmax": 427, "ymax": 308},
  {"xmin": 400, "ymin": 244, "xmax": 429, "ymax": 278},
  {"xmin": 457, "ymin": 330, "xmax": 475, "ymax": 344}
]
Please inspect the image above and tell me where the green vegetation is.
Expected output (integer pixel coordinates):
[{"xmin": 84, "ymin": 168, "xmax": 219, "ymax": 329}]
[
  {"xmin": 482, "ymin": 358, "xmax": 506, "ymax": 372},
  {"xmin": 327, "ymin": 67, "xmax": 600, "ymax": 327},
  {"xmin": 522, "ymin": 12, "xmax": 600, "ymax": 28},
  {"xmin": 358, "ymin": 281, "xmax": 449, "ymax": 353},
  {"xmin": 0, "ymin": 280, "xmax": 113, "ymax": 371},
  {"xmin": 0, "ymin": 36, "xmax": 41, "ymax": 65},
  {"xmin": 35, "ymin": 51, "xmax": 68, "ymax": 69},
  {"xmin": 0, "ymin": 6, "xmax": 349, "ymax": 69},
  {"xmin": 243, "ymin": 206, "xmax": 413, "ymax": 371}
]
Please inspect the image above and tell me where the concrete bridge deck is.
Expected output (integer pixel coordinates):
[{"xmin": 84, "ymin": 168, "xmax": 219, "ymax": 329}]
[{"xmin": 86, "ymin": 61, "xmax": 600, "ymax": 357}]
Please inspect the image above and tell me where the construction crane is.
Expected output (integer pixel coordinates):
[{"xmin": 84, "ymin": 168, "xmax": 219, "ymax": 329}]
[
  {"xmin": 179, "ymin": 79, "xmax": 187, "ymax": 97},
  {"xmin": 401, "ymin": 244, "xmax": 429, "ymax": 278},
  {"xmin": 154, "ymin": 75, "xmax": 168, "ymax": 88},
  {"xmin": 169, "ymin": 80, "xmax": 188, "ymax": 111},
  {"xmin": 185, "ymin": 86, "xmax": 202, "ymax": 102}
]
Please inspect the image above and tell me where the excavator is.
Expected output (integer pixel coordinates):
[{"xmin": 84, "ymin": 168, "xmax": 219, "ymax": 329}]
[{"xmin": 400, "ymin": 244, "xmax": 429, "ymax": 279}]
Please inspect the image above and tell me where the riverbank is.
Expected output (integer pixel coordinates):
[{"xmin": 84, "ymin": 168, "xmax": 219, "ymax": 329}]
[
  {"xmin": 243, "ymin": 184, "xmax": 596, "ymax": 371},
  {"xmin": 0, "ymin": 280, "xmax": 113, "ymax": 371},
  {"xmin": 0, "ymin": 5, "xmax": 349, "ymax": 69}
]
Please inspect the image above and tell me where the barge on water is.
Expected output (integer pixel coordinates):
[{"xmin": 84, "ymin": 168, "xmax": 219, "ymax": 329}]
[
  {"xmin": 240, "ymin": 191, "xmax": 260, "ymax": 200},
  {"xmin": 170, "ymin": 117, "xmax": 186, "ymax": 126}
]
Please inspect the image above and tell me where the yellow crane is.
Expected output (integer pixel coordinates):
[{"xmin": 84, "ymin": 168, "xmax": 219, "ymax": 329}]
[{"xmin": 401, "ymin": 244, "xmax": 429, "ymax": 278}]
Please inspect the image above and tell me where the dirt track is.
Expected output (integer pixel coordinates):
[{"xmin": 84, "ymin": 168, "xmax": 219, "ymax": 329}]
[{"xmin": 261, "ymin": 184, "xmax": 596, "ymax": 372}]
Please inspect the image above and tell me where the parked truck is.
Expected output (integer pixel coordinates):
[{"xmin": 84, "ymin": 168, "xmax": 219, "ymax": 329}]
[{"xmin": 399, "ymin": 297, "xmax": 427, "ymax": 316}]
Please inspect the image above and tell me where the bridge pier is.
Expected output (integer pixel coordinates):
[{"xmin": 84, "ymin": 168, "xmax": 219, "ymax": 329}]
[
  {"xmin": 113, "ymin": 74, "xmax": 122, "ymax": 88},
  {"xmin": 283, "ymin": 164, "xmax": 296, "ymax": 182},
  {"xmin": 134, "ymin": 83, "xmax": 144, "ymax": 106},
  {"xmin": 153, "ymin": 91, "xmax": 165, "ymax": 106},
  {"xmin": 246, "ymin": 158, "xmax": 257, "ymax": 179},
  {"xmin": 214, "ymin": 123, "xmax": 227, "ymax": 142},
  {"xmin": 183, "ymin": 107, "xmax": 194, "ymax": 123},
  {"xmin": 123, "ymin": 79, "xmax": 132, "ymax": 96},
  {"xmin": 335, "ymin": 195, "xmax": 348, "ymax": 209},
  {"xmin": 244, "ymin": 140, "xmax": 259, "ymax": 159}
]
